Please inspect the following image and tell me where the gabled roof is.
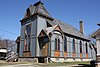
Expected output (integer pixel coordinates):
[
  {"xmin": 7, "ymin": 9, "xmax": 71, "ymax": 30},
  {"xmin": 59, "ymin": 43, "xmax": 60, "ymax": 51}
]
[
  {"xmin": 38, "ymin": 29, "xmax": 48, "ymax": 37},
  {"xmin": 43, "ymin": 25, "xmax": 63, "ymax": 37},
  {"xmin": 45, "ymin": 25, "xmax": 58, "ymax": 35},
  {"xmin": 47, "ymin": 19, "xmax": 89, "ymax": 41},
  {"xmin": 92, "ymin": 28, "xmax": 100, "ymax": 38}
]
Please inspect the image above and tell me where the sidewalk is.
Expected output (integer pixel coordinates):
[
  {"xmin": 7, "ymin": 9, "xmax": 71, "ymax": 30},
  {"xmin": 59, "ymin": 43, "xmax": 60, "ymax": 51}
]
[{"xmin": 0, "ymin": 64, "xmax": 85, "ymax": 67}]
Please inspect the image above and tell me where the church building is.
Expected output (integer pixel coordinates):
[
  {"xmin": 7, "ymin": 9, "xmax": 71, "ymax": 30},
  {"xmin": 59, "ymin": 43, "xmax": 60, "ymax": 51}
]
[{"xmin": 18, "ymin": 1, "xmax": 95, "ymax": 62}]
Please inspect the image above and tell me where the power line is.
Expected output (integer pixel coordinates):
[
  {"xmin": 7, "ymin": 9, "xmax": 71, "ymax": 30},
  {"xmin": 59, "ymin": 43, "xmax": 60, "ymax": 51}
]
[{"xmin": 0, "ymin": 28, "xmax": 19, "ymax": 36}]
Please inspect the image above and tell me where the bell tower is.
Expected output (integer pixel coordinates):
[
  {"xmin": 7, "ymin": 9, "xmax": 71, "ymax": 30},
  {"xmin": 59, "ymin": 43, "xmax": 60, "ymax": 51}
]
[{"xmin": 19, "ymin": 1, "xmax": 53, "ymax": 59}]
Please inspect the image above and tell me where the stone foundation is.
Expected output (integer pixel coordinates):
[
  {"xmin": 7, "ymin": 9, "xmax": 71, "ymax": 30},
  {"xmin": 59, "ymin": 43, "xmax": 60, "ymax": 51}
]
[
  {"xmin": 50, "ymin": 58, "xmax": 92, "ymax": 63},
  {"xmin": 18, "ymin": 57, "xmax": 93, "ymax": 63},
  {"xmin": 18, "ymin": 58, "xmax": 38, "ymax": 63}
]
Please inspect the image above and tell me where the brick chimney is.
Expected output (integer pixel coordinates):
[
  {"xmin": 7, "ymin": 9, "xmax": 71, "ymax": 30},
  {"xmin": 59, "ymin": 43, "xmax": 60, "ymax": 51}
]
[{"xmin": 80, "ymin": 21, "xmax": 84, "ymax": 34}]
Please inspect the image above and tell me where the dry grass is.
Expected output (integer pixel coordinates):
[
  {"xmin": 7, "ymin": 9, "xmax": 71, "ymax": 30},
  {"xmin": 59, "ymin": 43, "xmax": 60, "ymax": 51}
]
[
  {"xmin": 0, "ymin": 62, "xmax": 31, "ymax": 66},
  {"xmin": 0, "ymin": 61, "xmax": 90, "ymax": 66},
  {"xmin": 40, "ymin": 61, "xmax": 90, "ymax": 66}
]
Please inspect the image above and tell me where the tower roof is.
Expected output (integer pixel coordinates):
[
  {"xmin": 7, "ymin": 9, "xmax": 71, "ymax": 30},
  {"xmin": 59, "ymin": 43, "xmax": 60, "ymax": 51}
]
[
  {"xmin": 34, "ymin": 1, "xmax": 43, "ymax": 6},
  {"xmin": 23, "ymin": 1, "xmax": 51, "ymax": 19},
  {"xmin": 21, "ymin": 1, "xmax": 89, "ymax": 41}
]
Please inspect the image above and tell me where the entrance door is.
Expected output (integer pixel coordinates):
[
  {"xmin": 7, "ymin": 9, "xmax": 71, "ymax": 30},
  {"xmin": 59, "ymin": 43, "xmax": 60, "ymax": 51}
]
[
  {"xmin": 41, "ymin": 43, "xmax": 48, "ymax": 56},
  {"xmin": 38, "ymin": 36, "xmax": 49, "ymax": 57}
]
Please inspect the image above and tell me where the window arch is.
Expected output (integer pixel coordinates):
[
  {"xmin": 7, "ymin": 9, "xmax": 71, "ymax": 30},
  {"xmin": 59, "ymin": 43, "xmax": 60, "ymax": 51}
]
[
  {"xmin": 72, "ymin": 39, "xmax": 75, "ymax": 52},
  {"xmin": 64, "ymin": 37, "xmax": 67, "ymax": 52},
  {"xmin": 86, "ymin": 42, "xmax": 88, "ymax": 53},
  {"xmin": 80, "ymin": 41, "xmax": 82, "ymax": 53}
]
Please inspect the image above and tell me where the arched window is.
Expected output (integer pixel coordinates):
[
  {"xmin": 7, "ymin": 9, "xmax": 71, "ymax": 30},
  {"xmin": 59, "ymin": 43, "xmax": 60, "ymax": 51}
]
[
  {"xmin": 80, "ymin": 41, "xmax": 82, "ymax": 53},
  {"xmin": 86, "ymin": 42, "xmax": 88, "ymax": 53},
  {"xmin": 58, "ymin": 39, "xmax": 60, "ymax": 51},
  {"xmin": 64, "ymin": 37, "xmax": 67, "ymax": 52},
  {"xmin": 55, "ymin": 38, "xmax": 60, "ymax": 51},
  {"xmin": 55, "ymin": 39, "xmax": 57, "ymax": 50},
  {"xmin": 72, "ymin": 39, "xmax": 75, "ymax": 52},
  {"xmin": 24, "ymin": 24, "xmax": 31, "ymax": 51}
]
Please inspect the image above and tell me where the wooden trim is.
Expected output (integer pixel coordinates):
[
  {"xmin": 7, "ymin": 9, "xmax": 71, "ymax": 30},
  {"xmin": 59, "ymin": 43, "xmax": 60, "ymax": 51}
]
[
  {"xmin": 72, "ymin": 52, "xmax": 76, "ymax": 58},
  {"xmin": 86, "ymin": 53, "xmax": 88, "ymax": 59},
  {"xmin": 35, "ymin": 16, "xmax": 38, "ymax": 57},
  {"xmin": 41, "ymin": 43, "xmax": 48, "ymax": 56},
  {"xmin": 50, "ymin": 37, "xmax": 51, "ymax": 57},
  {"xmin": 54, "ymin": 51, "xmax": 60, "ymax": 57},
  {"xmin": 80, "ymin": 53, "xmax": 82, "ymax": 58},
  {"xmin": 23, "ymin": 51, "xmax": 31, "ymax": 57},
  {"xmin": 64, "ymin": 52, "xmax": 67, "ymax": 57},
  {"xmin": 20, "ymin": 12, "xmax": 54, "ymax": 23}
]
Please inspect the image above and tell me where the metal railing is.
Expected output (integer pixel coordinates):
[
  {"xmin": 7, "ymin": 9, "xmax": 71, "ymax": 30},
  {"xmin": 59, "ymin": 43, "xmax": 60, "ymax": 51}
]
[{"xmin": 6, "ymin": 52, "xmax": 18, "ymax": 62}]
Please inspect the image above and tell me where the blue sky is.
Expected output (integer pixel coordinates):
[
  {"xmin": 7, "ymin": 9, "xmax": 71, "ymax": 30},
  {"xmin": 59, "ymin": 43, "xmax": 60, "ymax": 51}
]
[{"xmin": 0, "ymin": 0, "xmax": 99, "ymax": 40}]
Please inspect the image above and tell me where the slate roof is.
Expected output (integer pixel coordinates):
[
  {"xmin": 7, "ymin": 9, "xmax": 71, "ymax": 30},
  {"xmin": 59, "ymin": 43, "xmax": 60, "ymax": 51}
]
[
  {"xmin": 23, "ymin": 1, "xmax": 51, "ymax": 19},
  {"xmin": 47, "ymin": 19, "xmax": 89, "ymax": 40},
  {"xmin": 33, "ymin": 1, "xmax": 50, "ymax": 17},
  {"xmin": 23, "ymin": 1, "xmax": 89, "ymax": 41}
]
